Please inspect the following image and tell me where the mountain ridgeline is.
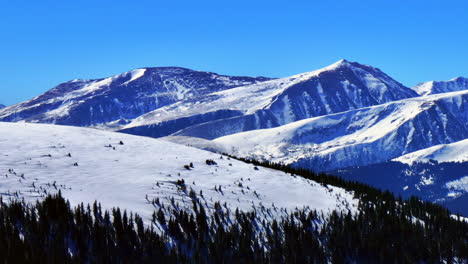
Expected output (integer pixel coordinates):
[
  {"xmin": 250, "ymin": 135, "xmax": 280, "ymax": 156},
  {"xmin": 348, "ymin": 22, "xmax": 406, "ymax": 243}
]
[
  {"xmin": 214, "ymin": 90, "xmax": 468, "ymax": 171},
  {"xmin": 120, "ymin": 59, "xmax": 419, "ymax": 139},
  {"xmin": 1, "ymin": 59, "xmax": 467, "ymax": 215},
  {"xmin": 413, "ymin": 77, "xmax": 468, "ymax": 96},
  {"xmin": 0, "ymin": 68, "xmax": 270, "ymax": 129},
  {"xmin": 1, "ymin": 59, "xmax": 468, "ymax": 261}
]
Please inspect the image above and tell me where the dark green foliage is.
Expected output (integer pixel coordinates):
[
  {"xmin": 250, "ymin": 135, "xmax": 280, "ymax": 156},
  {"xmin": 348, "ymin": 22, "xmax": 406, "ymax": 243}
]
[
  {"xmin": 205, "ymin": 159, "xmax": 217, "ymax": 166},
  {"xmin": 0, "ymin": 190, "xmax": 466, "ymax": 263},
  {"xmin": 0, "ymin": 156, "xmax": 467, "ymax": 263}
]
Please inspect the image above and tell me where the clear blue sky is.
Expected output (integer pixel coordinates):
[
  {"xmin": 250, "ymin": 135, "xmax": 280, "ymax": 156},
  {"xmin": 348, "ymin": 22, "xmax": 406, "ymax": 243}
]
[{"xmin": 1, "ymin": 0, "xmax": 467, "ymax": 105}]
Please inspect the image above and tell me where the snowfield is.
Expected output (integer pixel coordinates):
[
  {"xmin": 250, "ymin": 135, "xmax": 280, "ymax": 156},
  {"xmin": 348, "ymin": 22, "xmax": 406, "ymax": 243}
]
[
  {"xmin": 213, "ymin": 90, "xmax": 468, "ymax": 171},
  {"xmin": 394, "ymin": 139, "xmax": 468, "ymax": 165},
  {"xmin": 0, "ymin": 122, "xmax": 357, "ymax": 223}
]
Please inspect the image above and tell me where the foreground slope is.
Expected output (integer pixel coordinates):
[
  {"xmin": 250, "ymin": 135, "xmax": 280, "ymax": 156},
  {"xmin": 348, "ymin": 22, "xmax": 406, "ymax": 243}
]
[
  {"xmin": 0, "ymin": 122, "xmax": 356, "ymax": 222},
  {"xmin": 0, "ymin": 68, "xmax": 270, "ymax": 129},
  {"xmin": 214, "ymin": 90, "xmax": 468, "ymax": 171},
  {"xmin": 121, "ymin": 59, "xmax": 418, "ymax": 139}
]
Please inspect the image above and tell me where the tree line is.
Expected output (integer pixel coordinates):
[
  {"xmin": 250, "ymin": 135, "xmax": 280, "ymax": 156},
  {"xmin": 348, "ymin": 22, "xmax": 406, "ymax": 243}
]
[{"xmin": 0, "ymin": 155, "xmax": 466, "ymax": 263}]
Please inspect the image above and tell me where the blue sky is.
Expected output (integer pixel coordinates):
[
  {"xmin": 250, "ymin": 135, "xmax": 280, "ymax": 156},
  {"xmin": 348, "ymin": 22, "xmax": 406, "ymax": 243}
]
[{"xmin": 1, "ymin": 0, "xmax": 467, "ymax": 105}]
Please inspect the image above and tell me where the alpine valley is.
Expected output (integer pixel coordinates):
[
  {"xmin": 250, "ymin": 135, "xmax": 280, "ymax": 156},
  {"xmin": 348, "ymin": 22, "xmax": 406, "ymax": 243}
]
[{"xmin": 1, "ymin": 60, "xmax": 468, "ymax": 262}]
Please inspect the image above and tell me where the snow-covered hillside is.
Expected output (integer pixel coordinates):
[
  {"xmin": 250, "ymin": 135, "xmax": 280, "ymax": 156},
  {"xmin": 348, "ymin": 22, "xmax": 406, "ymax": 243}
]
[
  {"xmin": 0, "ymin": 68, "xmax": 270, "ymax": 129},
  {"xmin": 394, "ymin": 139, "xmax": 468, "ymax": 165},
  {"xmin": 213, "ymin": 90, "xmax": 468, "ymax": 171},
  {"xmin": 0, "ymin": 122, "xmax": 357, "ymax": 223},
  {"xmin": 330, "ymin": 159, "xmax": 468, "ymax": 215},
  {"xmin": 121, "ymin": 59, "xmax": 418, "ymax": 139},
  {"xmin": 413, "ymin": 77, "xmax": 468, "ymax": 96}
]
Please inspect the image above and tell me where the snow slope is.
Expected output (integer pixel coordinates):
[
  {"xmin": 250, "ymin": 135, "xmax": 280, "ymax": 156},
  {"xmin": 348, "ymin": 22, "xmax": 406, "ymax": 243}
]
[
  {"xmin": 121, "ymin": 59, "xmax": 418, "ymax": 139},
  {"xmin": 413, "ymin": 77, "xmax": 468, "ymax": 96},
  {"xmin": 0, "ymin": 122, "xmax": 357, "ymax": 223},
  {"xmin": 161, "ymin": 136, "xmax": 230, "ymax": 154},
  {"xmin": 213, "ymin": 90, "xmax": 468, "ymax": 171},
  {"xmin": 0, "ymin": 68, "xmax": 270, "ymax": 129},
  {"xmin": 330, "ymin": 159, "xmax": 468, "ymax": 215},
  {"xmin": 394, "ymin": 139, "xmax": 468, "ymax": 165}
]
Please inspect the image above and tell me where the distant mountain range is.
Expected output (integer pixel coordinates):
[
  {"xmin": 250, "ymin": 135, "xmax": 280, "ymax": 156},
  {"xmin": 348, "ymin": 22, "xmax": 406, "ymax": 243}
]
[
  {"xmin": 413, "ymin": 77, "xmax": 468, "ymax": 96},
  {"xmin": 0, "ymin": 68, "xmax": 270, "ymax": 129},
  {"xmin": 0, "ymin": 104, "xmax": 5, "ymax": 109},
  {"xmin": 1, "ymin": 59, "xmax": 467, "ymax": 214},
  {"xmin": 120, "ymin": 59, "xmax": 418, "ymax": 139},
  {"xmin": 213, "ymin": 89, "xmax": 468, "ymax": 171}
]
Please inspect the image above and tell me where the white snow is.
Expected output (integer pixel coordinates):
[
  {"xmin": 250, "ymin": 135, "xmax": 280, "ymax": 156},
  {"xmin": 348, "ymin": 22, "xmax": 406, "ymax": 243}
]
[
  {"xmin": 122, "ymin": 68, "xmax": 147, "ymax": 85},
  {"xmin": 77, "ymin": 77, "xmax": 114, "ymax": 94},
  {"xmin": 124, "ymin": 59, "xmax": 354, "ymax": 129},
  {"xmin": 211, "ymin": 90, "xmax": 468, "ymax": 170},
  {"xmin": 413, "ymin": 81, "xmax": 435, "ymax": 96},
  {"xmin": 316, "ymin": 83, "xmax": 332, "ymax": 113},
  {"xmin": 0, "ymin": 122, "xmax": 357, "ymax": 223},
  {"xmin": 394, "ymin": 139, "xmax": 468, "ymax": 165},
  {"xmin": 413, "ymin": 77, "xmax": 468, "ymax": 96},
  {"xmin": 445, "ymin": 176, "xmax": 468, "ymax": 193}
]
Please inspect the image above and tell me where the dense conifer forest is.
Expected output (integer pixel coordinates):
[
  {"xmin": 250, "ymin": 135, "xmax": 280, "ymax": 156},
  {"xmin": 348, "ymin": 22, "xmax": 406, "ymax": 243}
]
[{"xmin": 0, "ymin": 157, "xmax": 467, "ymax": 263}]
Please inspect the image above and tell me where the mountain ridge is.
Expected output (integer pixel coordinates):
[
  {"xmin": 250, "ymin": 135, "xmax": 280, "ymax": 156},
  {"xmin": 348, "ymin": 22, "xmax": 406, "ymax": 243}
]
[
  {"xmin": 121, "ymin": 59, "xmax": 419, "ymax": 139},
  {"xmin": 1, "ymin": 60, "xmax": 467, "ymax": 207},
  {"xmin": 394, "ymin": 138, "xmax": 468, "ymax": 165},
  {"xmin": 413, "ymin": 76, "xmax": 468, "ymax": 96},
  {"xmin": 212, "ymin": 89, "xmax": 468, "ymax": 171},
  {"xmin": 0, "ymin": 67, "xmax": 271, "ymax": 129}
]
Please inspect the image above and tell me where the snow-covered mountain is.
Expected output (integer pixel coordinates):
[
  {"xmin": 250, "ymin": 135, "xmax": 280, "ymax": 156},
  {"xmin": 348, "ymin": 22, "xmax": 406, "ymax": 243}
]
[
  {"xmin": 212, "ymin": 90, "xmax": 468, "ymax": 171},
  {"xmin": 394, "ymin": 139, "xmax": 468, "ymax": 165},
  {"xmin": 0, "ymin": 68, "xmax": 270, "ymax": 129},
  {"xmin": 330, "ymin": 137, "xmax": 468, "ymax": 215},
  {"xmin": 0, "ymin": 122, "xmax": 356, "ymax": 223},
  {"xmin": 2, "ymin": 60, "xmax": 467, "ymax": 215},
  {"xmin": 121, "ymin": 59, "xmax": 418, "ymax": 139},
  {"xmin": 413, "ymin": 77, "xmax": 468, "ymax": 96},
  {"xmin": 330, "ymin": 159, "xmax": 468, "ymax": 215},
  {"xmin": 0, "ymin": 104, "xmax": 5, "ymax": 109}
]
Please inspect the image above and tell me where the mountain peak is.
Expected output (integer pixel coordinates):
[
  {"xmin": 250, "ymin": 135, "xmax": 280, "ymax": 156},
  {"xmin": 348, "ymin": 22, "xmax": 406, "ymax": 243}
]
[
  {"xmin": 318, "ymin": 59, "xmax": 376, "ymax": 74},
  {"xmin": 0, "ymin": 68, "xmax": 271, "ymax": 128},
  {"xmin": 413, "ymin": 77, "xmax": 468, "ymax": 96},
  {"xmin": 336, "ymin": 58, "xmax": 350, "ymax": 64},
  {"xmin": 325, "ymin": 59, "xmax": 352, "ymax": 70},
  {"xmin": 296, "ymin": 59, "xmax": 354, "ymax": 79}
]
